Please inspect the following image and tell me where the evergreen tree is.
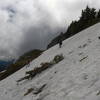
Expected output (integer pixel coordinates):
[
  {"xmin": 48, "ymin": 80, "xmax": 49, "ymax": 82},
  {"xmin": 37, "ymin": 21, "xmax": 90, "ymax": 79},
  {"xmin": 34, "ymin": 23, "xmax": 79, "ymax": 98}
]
[
  {"xmin": 80, "ymin": 6, "xmax": 91, "ymax": 21},
  {"xmin": 90, "ymin": 8, "xmax": 96, "ymax": 19},
  {"xmin": 97, "ymin": 9, "xmax": 100, "ymax": 18},
  {"xmin": 80, "ymin": 6, "xmax": 96, "ymax": 21}
]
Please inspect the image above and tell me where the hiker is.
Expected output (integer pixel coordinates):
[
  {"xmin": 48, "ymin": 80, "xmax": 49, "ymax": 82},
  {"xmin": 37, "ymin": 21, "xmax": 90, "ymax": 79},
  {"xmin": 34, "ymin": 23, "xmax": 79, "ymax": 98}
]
[{"xmin": 58, "ymin": 32, "xmax": 63, "ymax": 48}]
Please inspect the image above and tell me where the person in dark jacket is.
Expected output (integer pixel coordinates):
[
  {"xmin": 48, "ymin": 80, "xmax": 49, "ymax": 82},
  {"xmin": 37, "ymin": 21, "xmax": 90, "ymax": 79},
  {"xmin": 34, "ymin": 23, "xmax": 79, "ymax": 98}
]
[{"xmin": 58, "ymin": 32, "xmax": 63, "ymax": 48}]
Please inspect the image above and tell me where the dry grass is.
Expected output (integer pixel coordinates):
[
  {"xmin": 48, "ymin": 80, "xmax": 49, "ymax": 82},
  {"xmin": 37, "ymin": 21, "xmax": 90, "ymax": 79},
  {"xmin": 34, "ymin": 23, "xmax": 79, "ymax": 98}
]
[
  {"xmin": 17, "ymin": 54, "xmax": 64, "ymax": 83},
  {"xmin": 24, "ymin": 88, "xmax": 34, "ymax": 96},
  {"xmin": 79, "ymin": 56, "xmax": 88, "ymax": 62}
]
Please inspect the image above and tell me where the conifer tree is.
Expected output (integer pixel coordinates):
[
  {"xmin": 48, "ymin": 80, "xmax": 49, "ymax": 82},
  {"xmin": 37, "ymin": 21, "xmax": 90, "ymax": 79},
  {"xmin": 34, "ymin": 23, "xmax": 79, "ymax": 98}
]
[{"xmin": 97, "ymin": 9, "xmax": 100, "ymax": 18}]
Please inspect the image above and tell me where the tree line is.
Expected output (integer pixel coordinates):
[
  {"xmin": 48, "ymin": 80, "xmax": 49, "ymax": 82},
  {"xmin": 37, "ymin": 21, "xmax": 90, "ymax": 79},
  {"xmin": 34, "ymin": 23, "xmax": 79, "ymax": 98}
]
[
  {"xmin": 47, "ymin": 6, "xmax": 100, "ymax": 49},
  {"xmin": 65, "ymin": 5, "xmax": 100, "ymax": 38}
]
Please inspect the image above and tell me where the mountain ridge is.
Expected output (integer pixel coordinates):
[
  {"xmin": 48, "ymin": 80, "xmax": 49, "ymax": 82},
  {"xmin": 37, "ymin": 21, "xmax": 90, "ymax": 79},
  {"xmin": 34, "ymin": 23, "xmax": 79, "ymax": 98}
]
[
  {"xmin": 0, "ymin": 60, "xmax": 14, "ymax": 72},
  {"xmin": 0, "ymin": 49, "xmax": 43, "ymax": 80}
]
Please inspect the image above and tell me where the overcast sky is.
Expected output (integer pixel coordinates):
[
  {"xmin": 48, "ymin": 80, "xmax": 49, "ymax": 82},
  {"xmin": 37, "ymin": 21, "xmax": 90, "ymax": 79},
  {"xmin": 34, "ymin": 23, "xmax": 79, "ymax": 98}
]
[{"xmin": 0, "ymin": 0, "xmax": 100, "ymax": 60}]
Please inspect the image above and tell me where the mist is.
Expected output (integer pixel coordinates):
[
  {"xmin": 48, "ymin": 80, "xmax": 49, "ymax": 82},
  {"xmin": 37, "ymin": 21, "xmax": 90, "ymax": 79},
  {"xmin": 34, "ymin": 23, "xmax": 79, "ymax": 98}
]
[{"xmin": 0, "ymin": 0, "xmax": 100, "ymax": 60}]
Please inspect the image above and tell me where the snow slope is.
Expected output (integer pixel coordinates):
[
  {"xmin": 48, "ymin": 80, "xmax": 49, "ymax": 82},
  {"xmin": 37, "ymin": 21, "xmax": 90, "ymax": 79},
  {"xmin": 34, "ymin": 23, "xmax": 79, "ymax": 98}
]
[{"xmin": 1, "ymin": 23, "xmax": 100, "ymax": 100}]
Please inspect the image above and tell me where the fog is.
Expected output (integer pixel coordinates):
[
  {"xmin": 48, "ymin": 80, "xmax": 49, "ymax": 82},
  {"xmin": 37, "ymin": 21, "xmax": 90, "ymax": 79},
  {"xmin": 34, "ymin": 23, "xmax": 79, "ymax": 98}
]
[{"xmin": 0, "ymin": 0, "xmax": 100, "ymax": 60}]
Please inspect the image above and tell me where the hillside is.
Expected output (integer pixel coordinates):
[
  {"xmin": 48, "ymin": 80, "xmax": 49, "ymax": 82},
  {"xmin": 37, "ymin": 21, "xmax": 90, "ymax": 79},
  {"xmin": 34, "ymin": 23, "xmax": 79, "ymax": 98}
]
[
  {"xmin": 1, "ymin": 23, "xmax": 100, "ymax": 100},
  {"xmin": 0, "ymin": 60, "xmax": 14, "ymax": 72},
  {"xmin": 0, "ymin": 49, "xmax": 43, "ymax": 80},
  {"xmin": 47, "ymin": 6, "xmax": 100, "ymax": 49}
]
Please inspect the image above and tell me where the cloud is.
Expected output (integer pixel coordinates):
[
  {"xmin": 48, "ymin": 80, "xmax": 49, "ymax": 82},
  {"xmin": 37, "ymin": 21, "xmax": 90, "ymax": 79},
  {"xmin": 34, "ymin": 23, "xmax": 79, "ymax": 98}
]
[{"xmin": 0, "ymin": 0, "xmax": 100, "ymax": 60}]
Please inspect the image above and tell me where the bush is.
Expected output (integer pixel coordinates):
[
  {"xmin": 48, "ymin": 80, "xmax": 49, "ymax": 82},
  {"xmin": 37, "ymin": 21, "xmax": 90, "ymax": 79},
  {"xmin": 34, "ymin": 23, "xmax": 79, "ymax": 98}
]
[{"xmin": 52, "ymin": 54, "xmax": 64, "ymax": 64}]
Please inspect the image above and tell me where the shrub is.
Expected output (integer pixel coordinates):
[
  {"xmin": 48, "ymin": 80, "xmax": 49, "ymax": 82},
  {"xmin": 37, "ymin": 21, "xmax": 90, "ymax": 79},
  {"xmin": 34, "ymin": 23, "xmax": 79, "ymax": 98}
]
[{"xmin": 52, "ymin": 54, "xmax": 64, "ymax": 64}]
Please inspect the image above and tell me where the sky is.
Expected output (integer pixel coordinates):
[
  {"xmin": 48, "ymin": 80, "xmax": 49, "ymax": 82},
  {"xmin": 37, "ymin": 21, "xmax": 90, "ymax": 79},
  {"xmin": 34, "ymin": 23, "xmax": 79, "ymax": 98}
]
[{"xmin": 0, "ymin": 0, "xmax": 100, "ymax": 60}]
